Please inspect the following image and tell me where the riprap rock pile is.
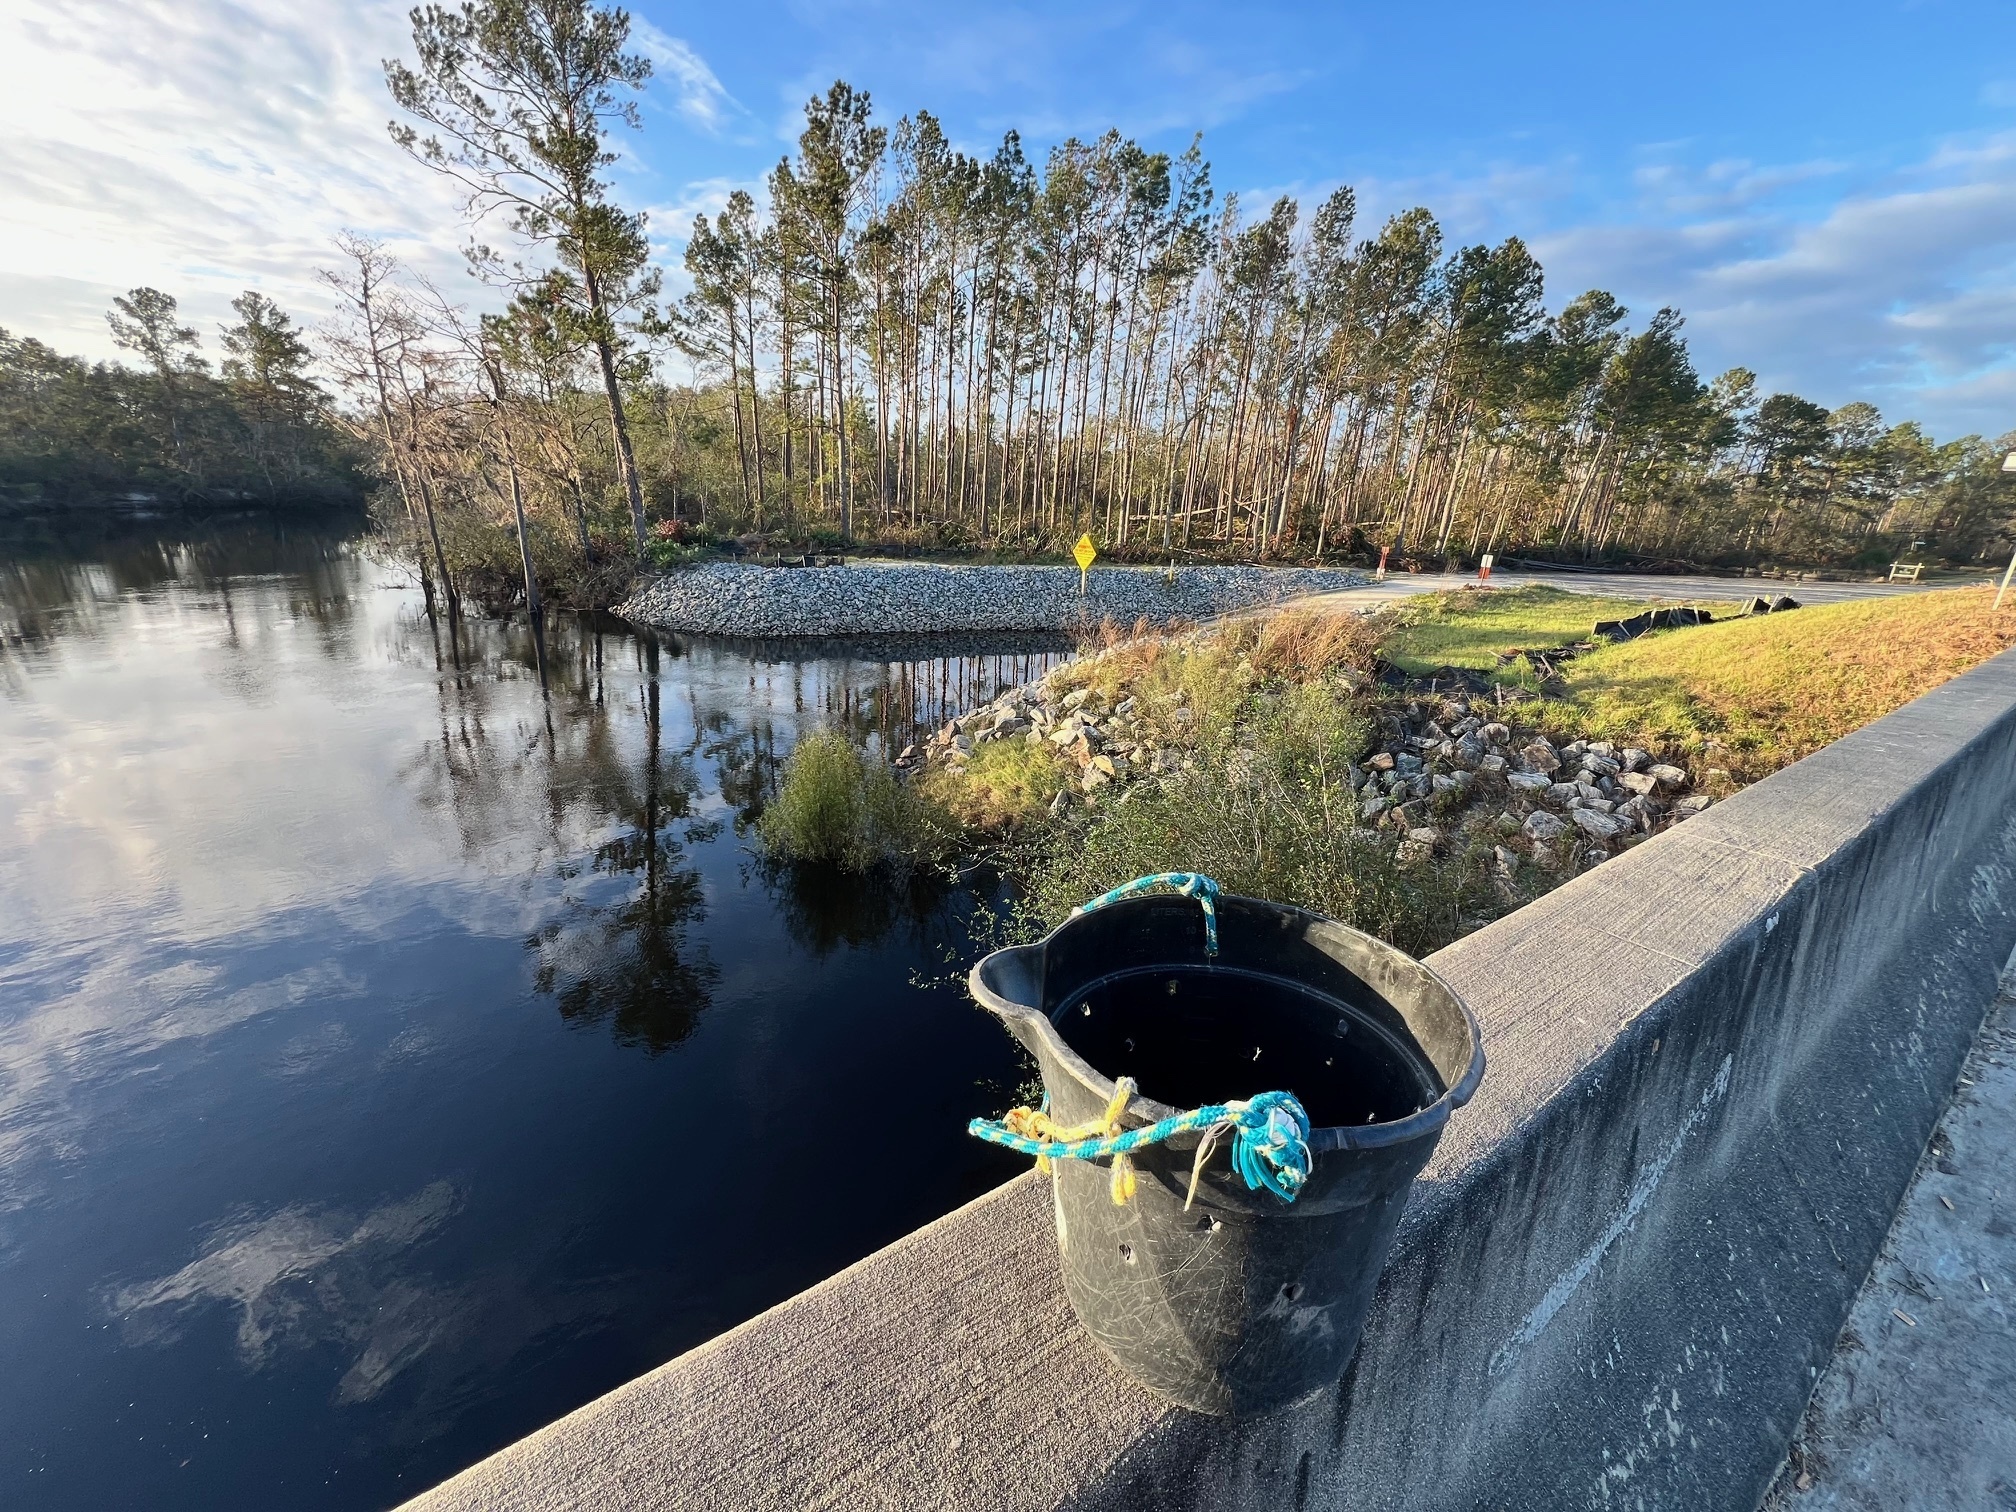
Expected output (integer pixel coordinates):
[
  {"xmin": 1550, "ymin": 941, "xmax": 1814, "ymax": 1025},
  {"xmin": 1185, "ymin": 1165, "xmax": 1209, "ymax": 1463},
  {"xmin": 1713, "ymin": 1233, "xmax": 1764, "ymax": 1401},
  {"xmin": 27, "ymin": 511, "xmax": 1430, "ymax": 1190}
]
[
  {"xmin": 616, "ymin": 562, "xmax": 1368, "ymax": 637},
  {"xmin": 904, "ymin": 674, "xmax": 1726, "ymax": 870}
]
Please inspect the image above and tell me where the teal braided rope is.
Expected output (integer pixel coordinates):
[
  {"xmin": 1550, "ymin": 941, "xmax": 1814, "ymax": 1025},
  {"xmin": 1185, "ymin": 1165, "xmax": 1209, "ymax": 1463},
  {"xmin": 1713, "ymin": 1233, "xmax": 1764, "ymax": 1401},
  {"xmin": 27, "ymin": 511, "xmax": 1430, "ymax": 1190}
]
[
  {"xmin": 968, "ymin": 1090, "xmax": 1313, "ymax": 1203},
  {"xmin": 1073, "ymin": 872, "xmax": 1220, "ymax": 956}
]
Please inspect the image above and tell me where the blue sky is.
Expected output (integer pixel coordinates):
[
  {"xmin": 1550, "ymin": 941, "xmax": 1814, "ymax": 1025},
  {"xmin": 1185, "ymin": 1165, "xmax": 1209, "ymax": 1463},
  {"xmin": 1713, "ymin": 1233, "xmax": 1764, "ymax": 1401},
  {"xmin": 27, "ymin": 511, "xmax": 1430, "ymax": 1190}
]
[{"xmin": 3, "ymin": 0, "xmax": 2015, "ymax": 436}]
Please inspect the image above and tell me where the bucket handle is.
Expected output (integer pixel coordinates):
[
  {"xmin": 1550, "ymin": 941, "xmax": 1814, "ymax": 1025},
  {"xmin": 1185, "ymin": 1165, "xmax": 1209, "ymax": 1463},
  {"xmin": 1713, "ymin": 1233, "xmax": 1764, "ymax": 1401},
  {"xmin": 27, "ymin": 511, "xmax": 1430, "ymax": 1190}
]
[{"xmin": 1073, "ymin": 873, "xmax": 1220, "ymax": 956}]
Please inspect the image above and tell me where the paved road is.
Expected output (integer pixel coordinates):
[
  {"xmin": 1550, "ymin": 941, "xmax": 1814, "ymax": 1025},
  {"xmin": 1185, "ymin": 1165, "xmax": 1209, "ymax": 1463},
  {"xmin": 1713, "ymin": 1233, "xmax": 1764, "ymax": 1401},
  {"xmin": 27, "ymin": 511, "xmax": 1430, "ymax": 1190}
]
[
  {"xmin": 1762, "ymin": 961, "xmax": 2016, "ymax": 1511},
  {"xmin": 1292, "ymin": 568, "xmax": 1993, "ymax": 613}
]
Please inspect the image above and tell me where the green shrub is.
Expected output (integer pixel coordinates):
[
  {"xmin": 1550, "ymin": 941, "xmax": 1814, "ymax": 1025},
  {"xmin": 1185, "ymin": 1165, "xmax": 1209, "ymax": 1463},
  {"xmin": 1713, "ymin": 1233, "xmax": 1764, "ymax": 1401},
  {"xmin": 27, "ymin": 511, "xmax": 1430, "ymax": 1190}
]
[
  {"xmin": 646, "ymin": 537, "xmax": 711, "ymax": 569},
  {"xmin": 759, "ymin": 730, "xmax": 951, "ymax": 871},
  {"xmin": 1015, "ymin": 682, "xmax": 1503, "ymax": 958},
  {"xmin": 918, "ymin": 738, "xmax": 1070, "ymax": 829}
]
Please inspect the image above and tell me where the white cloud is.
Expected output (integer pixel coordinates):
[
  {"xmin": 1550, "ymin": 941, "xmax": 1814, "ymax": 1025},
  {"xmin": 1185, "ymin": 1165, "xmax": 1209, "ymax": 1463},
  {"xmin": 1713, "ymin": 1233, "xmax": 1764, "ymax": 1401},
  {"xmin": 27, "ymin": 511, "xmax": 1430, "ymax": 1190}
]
[
  {"xmin": 1531, "ymin": 132, "xmax": 2016, "ymax": 435},
  {"xmin": 0, "ymin": 0, "xmax": 740, "ymax": 363},
  {"xmin": 630, "ymin": 19, "xmax": 744, "ymax": 135},
  {"xmin": 646, "ymin": 177, "xmax": 758, "ymax": 244},
  {"xmin": 0, "ymin": 0, "xmax": 485, "ymax": 358}
]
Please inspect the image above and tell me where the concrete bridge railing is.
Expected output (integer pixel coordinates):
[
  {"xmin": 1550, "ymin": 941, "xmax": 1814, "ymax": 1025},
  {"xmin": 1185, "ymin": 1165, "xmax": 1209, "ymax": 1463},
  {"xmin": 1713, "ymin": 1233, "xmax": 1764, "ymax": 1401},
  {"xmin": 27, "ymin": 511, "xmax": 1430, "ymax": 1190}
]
[{"xmin": 406, "ymin": 647, "xmax": 2016, "ymax": 1512}]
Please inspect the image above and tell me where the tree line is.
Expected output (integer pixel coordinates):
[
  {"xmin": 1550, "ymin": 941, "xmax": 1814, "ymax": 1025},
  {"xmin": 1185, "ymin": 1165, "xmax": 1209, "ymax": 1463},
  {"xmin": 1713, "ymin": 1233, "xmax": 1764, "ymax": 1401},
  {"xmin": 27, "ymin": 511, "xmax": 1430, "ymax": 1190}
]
[
  {"xmin": 359, "ymin": 0, "xmax": 2011, "ymax": 599},
  {"xmin": 666, "ymin": 89, "xmax": 2015, "ymax": 571},
  {"xmin": 0, "ymin": 289, "xmax": 362, "ymax": 511},
  {"xmin": 8, "ymin": 0, "xmax": 2010, "ymax": 599}
]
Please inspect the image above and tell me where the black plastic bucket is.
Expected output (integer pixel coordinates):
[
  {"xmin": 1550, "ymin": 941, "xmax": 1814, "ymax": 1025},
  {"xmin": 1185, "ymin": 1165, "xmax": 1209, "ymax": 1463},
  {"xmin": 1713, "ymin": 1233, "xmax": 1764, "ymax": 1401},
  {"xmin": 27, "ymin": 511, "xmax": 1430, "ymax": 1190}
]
[{"xmin": 969, "ymin": 887, "xmax": 1484, "ymax": 1416}]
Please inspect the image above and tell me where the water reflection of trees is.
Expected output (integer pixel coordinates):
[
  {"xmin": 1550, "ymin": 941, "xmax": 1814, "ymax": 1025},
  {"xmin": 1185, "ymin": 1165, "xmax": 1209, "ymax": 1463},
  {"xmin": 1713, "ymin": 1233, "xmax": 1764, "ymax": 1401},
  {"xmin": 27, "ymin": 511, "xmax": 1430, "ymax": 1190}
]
[
  {"xmin": 761, "ymin": 856, "xmax": 1016, "ymax": 984},
  {"xmin": 392, "ymin": 600, "xmax": 1067, "ymax": 1051},
  {"xmin": 674, "ymin": 633, "xmax": 1072, "ymax": 772},
  {"xmin": 396, "ymin": 614, "xmax": 722, "ymax": 1053},
  {"xmin": 529, "ymin": 640, "xmax": 722, "ymax": 1055},
  {"xmin": 7, "ymin": 525, "xmax": 1062, "ymax": 1050},
  {"xmin": 532, "ymin": 864, "xmax": 719, "ymax": 1054},
  {"xmin": 0, "ymin": 516, "xmax": 363, "ymax": 652}
]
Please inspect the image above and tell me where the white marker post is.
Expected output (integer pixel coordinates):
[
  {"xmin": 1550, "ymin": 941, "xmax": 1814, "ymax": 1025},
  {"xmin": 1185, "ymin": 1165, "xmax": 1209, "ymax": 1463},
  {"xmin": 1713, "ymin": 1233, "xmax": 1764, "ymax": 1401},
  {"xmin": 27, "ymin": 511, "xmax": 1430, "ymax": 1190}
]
[
  {"xmin": 1478, "ymin": 553, "xmax": 1495, "ymax": 582},
  {"xmin": 1997, "ymin": 453, "xmax": 2016, "ymax": 610}
]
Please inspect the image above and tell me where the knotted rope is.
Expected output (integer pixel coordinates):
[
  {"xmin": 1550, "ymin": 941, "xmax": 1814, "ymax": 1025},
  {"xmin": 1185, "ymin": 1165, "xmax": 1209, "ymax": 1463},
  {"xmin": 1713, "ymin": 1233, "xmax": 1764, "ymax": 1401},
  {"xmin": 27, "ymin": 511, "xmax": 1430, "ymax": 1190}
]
[
  {"xmin": 969, "ymin": 1079, "xmax": 1312, "ymax": 1209},
  {"xmin": 970, "ymin": 873, "xmax": 1312, "ymax": 1207}
]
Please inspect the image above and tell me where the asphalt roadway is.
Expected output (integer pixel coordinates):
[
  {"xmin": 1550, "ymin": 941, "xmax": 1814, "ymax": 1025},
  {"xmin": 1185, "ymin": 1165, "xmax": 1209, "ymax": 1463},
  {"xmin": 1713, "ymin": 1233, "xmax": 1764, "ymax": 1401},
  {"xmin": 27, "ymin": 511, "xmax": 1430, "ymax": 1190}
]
[{"xmin": 1291, "ymin": 566, "xmax": 1996, "ymax": 613}]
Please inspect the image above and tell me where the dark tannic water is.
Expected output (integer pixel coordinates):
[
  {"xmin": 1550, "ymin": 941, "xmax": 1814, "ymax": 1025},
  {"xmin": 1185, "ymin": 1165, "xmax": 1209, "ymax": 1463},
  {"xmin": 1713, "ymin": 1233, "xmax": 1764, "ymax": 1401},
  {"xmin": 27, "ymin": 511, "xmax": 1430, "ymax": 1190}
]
[{"xmin": 0, "ymin": 518, "xmax": 1058, "ymax": 1511}]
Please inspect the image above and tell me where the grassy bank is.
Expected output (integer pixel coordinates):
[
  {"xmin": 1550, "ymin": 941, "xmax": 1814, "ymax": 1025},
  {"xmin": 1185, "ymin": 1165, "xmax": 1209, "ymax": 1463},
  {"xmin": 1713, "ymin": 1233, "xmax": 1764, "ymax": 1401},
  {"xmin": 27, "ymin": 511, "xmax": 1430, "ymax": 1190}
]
[
  {"xmin": 764, "ymin": 582, "xmax": 2016, "ymax": 957},
  {"xmin": 1379, "ymin": 582, "xmax": 1742, "ymax": 685},
  {"xmin": 1557, "ymin": 587, "xmax": 2016, "ymax": 778},
  {"xmin": 1381, "ymin": 583, "xmax": 2016, "ymax": 778}
]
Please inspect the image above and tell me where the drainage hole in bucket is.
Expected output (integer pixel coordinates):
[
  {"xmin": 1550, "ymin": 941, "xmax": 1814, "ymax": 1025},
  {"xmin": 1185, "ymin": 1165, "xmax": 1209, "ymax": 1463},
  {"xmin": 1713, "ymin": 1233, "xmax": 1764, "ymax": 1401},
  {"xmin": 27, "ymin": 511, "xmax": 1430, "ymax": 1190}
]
[
  {"xmin": 1055, "ymin": 966, "xmax": 1443, "ymax": 1128},
  {"xmin": 1119, "ymin": 1243, "xmax": 1136, "ymax": 1265},
  {"xmin": 1282, "ymin": 1282, "xmax": 1303, "ymax": 1303}
]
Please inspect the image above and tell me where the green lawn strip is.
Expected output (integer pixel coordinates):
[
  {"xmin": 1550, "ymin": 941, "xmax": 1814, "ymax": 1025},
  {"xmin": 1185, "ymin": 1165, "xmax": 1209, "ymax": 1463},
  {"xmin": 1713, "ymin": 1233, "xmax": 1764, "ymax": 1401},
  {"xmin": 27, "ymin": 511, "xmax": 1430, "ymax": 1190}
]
[
  {"xmin": 1550, "ymin": 588, "xmax": 2016, "ymax": 780},
  {"xmin": 1550, "ymin": 639, "xmax": 1729, "ymax": 769},
  {"xmin": 1379, "ymin": 583, "xmax": 1747, "ymax": 690}
]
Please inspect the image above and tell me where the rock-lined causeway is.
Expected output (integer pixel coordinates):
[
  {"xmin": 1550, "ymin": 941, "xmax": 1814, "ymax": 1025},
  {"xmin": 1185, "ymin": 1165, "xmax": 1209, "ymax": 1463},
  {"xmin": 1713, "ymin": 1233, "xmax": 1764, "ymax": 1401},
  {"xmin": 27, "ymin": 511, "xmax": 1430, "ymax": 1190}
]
[{"xmin": 616, "ymin": 562, "xmax": 1369, "ymax": 638}]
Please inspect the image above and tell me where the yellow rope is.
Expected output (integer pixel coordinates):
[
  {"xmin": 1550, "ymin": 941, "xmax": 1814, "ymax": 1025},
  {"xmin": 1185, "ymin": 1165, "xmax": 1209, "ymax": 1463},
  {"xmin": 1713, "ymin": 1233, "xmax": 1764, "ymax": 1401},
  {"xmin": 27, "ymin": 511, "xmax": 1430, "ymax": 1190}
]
[{"xmin": 1002, "ymin": 1078, "xmax": 1140, "ymax": 1205}]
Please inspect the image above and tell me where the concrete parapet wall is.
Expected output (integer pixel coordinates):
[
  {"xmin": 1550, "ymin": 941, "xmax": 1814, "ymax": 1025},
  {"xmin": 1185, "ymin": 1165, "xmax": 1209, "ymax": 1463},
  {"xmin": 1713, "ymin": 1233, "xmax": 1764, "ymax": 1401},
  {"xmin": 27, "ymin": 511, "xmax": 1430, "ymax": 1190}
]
[{"xmin": 406, "ymin": 650, "xmax": 2016, "ymax": 1512}]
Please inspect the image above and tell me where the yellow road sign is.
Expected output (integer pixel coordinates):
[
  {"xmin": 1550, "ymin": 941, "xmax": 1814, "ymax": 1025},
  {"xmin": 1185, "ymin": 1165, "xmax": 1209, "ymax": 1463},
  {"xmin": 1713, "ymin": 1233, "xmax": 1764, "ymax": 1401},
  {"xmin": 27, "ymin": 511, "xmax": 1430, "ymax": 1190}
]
[{"xmin": 1073, "ymin": 533, "xmax": 1097, "ymax": 594}]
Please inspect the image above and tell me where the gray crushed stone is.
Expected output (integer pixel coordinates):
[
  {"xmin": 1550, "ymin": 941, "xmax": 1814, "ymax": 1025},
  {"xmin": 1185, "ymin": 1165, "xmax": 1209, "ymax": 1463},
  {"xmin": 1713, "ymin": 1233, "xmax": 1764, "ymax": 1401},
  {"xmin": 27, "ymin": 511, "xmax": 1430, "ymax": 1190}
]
[{"xmin": 614, "ymin": 562, "xmax": 1369, "ymax": 638}]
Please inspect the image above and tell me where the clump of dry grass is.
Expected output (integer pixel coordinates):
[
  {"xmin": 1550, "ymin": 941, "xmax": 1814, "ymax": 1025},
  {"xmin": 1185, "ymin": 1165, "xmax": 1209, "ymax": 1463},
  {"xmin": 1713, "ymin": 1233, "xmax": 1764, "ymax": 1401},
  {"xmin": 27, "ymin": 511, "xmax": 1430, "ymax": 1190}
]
[
  {"xmin": 1058, "ymin": 617, "xmax": 1186, "ymax": 700},
  {"xmin": 1043, "ymin": 609, "xmax": 1386, "ymax": 745},
  {"xmin": 1230, "ymin": 608, "xmax": 1386, "ymax": 682}
]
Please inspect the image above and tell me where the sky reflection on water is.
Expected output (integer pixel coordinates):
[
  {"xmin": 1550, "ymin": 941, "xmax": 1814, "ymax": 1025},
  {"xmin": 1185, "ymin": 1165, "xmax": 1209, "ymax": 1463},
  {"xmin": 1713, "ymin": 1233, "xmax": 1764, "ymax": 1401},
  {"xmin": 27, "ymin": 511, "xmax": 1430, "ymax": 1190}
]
[{"xmin": 0, "ymin": 522, "xmax": 1058, "ymax": 1510}]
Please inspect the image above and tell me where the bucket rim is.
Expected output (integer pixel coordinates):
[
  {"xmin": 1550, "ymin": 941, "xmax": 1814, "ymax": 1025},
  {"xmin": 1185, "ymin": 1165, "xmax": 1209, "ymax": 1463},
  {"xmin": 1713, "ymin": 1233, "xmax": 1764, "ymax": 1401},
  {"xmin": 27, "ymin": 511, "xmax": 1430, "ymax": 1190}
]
[{"xmin": 968, "ymin": 892, "xmax": 1484, "ymax": 1154}]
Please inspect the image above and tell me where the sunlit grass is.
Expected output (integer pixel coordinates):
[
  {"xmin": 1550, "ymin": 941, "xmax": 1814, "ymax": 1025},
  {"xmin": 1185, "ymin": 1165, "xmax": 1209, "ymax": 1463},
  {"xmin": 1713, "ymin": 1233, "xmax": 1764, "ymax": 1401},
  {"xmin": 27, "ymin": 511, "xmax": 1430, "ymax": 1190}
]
[
  {"xmin": 917, "ymin": 738, "xmax": 1071, "ymax": 830},
  {"xmin": 1560, "ymin": 586, "xmax": 2016, "ymax": 778},
  {"xmin": 1380, "ymin": 584, "xmax": 1741, "ymax": 686}
]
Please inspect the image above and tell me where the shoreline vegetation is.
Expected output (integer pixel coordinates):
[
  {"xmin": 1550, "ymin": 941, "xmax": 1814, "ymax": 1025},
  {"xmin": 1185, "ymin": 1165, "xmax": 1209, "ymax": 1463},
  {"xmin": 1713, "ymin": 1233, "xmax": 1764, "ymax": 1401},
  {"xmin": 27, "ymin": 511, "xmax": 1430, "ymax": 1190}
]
[
  {"xmin": 762, "ymin": 585, "xmax": 2016, "ymax": 958},
  {"xmin": 8, "ymin": 0, "xmax": 2015, "ymax": 620},
  {"xmin": 1, "ymin": 293, "xmax": 364, "ymax": 516}
]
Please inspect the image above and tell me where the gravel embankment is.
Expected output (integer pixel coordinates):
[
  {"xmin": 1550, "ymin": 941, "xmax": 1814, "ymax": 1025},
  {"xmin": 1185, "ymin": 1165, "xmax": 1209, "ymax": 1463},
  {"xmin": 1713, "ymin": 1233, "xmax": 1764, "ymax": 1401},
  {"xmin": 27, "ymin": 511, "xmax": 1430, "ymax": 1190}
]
[
  {"xmin": 615, "ymin": 562, "xmax": 1369, "ymax": 637},
  {"xmin": 910, "ymin": 670, "xmax": 1721, "ymax": 867}
]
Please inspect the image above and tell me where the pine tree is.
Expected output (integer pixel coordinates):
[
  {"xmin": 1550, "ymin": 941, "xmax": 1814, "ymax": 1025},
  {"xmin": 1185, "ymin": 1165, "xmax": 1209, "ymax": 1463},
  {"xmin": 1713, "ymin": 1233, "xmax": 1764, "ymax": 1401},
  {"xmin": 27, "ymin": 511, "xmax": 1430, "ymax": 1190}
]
[{"xmin": 387, "ymin": 0, "xmax": 659, "ymax": 555}]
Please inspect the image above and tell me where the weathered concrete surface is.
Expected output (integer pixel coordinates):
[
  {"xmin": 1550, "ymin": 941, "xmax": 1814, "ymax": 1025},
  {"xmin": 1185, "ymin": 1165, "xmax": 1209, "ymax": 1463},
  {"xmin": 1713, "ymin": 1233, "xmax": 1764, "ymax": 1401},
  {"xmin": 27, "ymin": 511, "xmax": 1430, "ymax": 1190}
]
[
  {"xmin": 405, "ymin": 647, "xmax": 2016, "ymax": 1512},
  {"xmin": 1762, "ymin": 969, "xmax": 2016, "ymax": 1510},
  {"xmin": 401, "ymin": 1173, "xmax": 1163, "ymax": 1512}
]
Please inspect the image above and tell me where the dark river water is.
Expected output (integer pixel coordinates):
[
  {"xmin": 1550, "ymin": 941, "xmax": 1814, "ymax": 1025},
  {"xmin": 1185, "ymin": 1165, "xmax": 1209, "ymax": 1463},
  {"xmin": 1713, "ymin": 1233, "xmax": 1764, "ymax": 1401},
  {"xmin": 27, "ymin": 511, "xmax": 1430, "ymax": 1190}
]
[{"xmin": 0, "ymin": 518, "xmax": 1060, "ymax": 1511}]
